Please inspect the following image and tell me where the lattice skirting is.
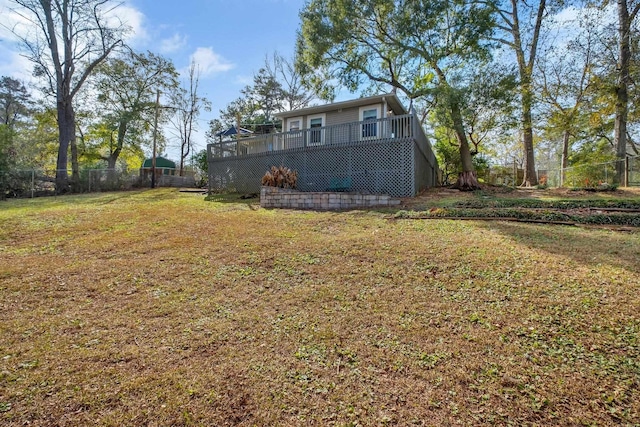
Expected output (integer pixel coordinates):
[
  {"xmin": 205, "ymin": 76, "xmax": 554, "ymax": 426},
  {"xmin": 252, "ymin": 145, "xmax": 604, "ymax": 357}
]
[{"xmin": 209, "ymin": 139, "xmax": 433, "ymax": 197}]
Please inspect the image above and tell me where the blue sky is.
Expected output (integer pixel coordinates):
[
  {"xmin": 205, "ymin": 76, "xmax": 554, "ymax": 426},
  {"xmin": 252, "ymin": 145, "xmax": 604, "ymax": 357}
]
[{"xmin": 0, "ymin": 0, "xmax": 315, "ymax": 159}]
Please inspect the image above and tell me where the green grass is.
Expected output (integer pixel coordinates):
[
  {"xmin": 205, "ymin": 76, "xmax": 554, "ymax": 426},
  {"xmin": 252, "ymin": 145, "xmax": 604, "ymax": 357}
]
[{"xmin": 1, "ymin": 189, "xmax": 639, "ymax": 425}]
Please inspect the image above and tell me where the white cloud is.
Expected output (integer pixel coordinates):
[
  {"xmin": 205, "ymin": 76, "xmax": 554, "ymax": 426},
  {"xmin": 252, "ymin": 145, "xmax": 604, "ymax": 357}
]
[
  {"xmin": 234, "ymin": 75, "xmax": 254, "ymax": 86},
  {"xmin": 0, "ymin": 48, "xmax": 33, "ymax": 80},
  {"xmin": 0, "ymin": 0, "xmax": 36, "ymax": 41},
  {"xmin": 160, "ymin": 33, "xmax": 187, "ymax": 54},
  {"xmin": 107, "ymin": 2, "xmax": 149, "ymax": 45},
  {"xmin": 188, "ymin": 47, "xmax": 235, "ymax": 77}
]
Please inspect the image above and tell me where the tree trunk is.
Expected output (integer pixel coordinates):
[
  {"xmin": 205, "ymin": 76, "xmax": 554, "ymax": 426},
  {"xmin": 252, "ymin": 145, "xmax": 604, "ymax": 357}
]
[
  {"xmin": 520, "ymin": 86, "xmax": 538, "ymax": 186},
  {"xmin": 508, "ymin": 0, "xmax": 543, "ymax": 187},
  {"xmin": 55, "ymin": 101, "xmax": 75, "ymax": 193},
  {"xmin": 615, "ymin": 0, "xmax": 630, "ymax": 184},
  {"xmin": 450, "ymin": 101, "xmax": 479, "ymax": 191},
  {"xmin": 561, "ymin": 129, "xmax": 570, "ymax": 186},
  {"xmin": 180, "ymin": 143, "xmax": 186, "ymax": 177},
  {"xmin": 70, "ymin": 136, "xmax": 80, "ymax": 192},
  {"xmin": 106, "ymin": 121, "xmax": 126, "ymax": 185},
  {"xmin": 105, "ymin": 154, "xmax": 118, "ymax": 188}
]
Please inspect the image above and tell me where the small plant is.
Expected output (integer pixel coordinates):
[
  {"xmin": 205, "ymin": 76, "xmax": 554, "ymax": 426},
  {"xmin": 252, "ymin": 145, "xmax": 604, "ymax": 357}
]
[
  {"xmin": 261, "ymin": 166, "xmax": 298, "ymax": 189},
  {"xmin": 536, "ymin": 175, "xmax": 548, "ymax": 189}
]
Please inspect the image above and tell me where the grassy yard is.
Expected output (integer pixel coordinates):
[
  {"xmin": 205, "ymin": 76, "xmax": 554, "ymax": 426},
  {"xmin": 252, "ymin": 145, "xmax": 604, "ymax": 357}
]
[{"xmin": 1, "ymin": 189, "xmax": 639, "ymax": 426}]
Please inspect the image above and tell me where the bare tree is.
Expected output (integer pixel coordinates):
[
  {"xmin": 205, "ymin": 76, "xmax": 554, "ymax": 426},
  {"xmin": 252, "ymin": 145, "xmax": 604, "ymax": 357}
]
[
  {"xmin": 8, "ymin": 0, "xmax": 125, "ymax": 192},
  {"xmin": 265, "ymin": 51, "xmax": 317, "ymax": 111},
  {"xmin": 171, "ymin": 61, "xmax": 210, "ymax": 176}
]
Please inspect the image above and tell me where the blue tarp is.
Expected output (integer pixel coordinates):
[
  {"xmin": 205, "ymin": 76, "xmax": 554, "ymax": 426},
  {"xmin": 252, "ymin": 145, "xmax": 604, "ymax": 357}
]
[{"xmin": 215, "ymin": 126, "xmax": 253, "ymax": 137}]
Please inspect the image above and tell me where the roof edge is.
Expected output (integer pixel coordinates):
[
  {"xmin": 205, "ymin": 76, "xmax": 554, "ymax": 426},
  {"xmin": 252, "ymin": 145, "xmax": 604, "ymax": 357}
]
[{"xmin": 275, "ymin": 93, "xmax": 408, "ymax": 119}]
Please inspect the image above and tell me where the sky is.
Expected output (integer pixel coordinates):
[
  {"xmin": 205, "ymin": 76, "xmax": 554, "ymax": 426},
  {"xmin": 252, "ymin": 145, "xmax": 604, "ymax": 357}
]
[{"xmin": 0, "ymin": 0, "xmax": 316, "ymax": 160}]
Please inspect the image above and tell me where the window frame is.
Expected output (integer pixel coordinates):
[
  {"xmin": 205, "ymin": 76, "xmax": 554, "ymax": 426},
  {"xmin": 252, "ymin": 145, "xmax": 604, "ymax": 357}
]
[
  {"xmin": 358, "ymin": 105, "xmax": 382, "ymax": 140},
  {"xmin": 287, "ymin": 117, "xmax": 303, "ymax": 132},
  {"xmin": 306, "ymin": 113, "xmax": 326, "ymax": 146}
]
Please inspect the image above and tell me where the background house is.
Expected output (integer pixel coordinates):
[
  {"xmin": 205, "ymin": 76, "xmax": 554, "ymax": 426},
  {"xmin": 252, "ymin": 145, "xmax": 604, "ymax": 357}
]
[
  {"xmin": 207, "ymin": 94, "xmax": 438, "ymax": 197},
  {"xmin": 140, "ymin": 156, "xmax": 177, "ymax": 178}
]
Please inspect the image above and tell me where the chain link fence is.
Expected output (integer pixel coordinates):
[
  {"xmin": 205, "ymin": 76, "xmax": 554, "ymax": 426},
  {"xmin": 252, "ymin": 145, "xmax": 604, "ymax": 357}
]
[
  {"xmin": 1, "ymin": 168, "xmax": 200, "ymax": 199},
  {"xmin": 482, "ymin": 156, "xmax": 640, "ymax": 188}
]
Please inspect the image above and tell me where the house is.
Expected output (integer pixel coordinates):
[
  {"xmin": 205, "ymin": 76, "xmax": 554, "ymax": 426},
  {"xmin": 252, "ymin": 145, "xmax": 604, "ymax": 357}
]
[
  {"xmin": 207, "ymin": 93, "xmax": 438, "ymax": 197},
  {"xmin": 140, "ymin": 156, "xmax": 177, "ymax": 178}
]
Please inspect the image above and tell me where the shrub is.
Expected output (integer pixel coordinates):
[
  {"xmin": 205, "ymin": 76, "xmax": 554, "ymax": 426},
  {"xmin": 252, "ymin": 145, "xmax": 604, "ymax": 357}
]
[{"xmin": 261, "ymin": 166, "xmax": 298, "ymax": 189}]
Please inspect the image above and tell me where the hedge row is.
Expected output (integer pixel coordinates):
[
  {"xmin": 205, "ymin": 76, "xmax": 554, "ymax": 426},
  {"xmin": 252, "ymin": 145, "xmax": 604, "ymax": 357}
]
[
  {"xmin": 452, "ymin": 199, "xmax": 640, "ymax": 210},
  {"xmin": 394, "ymin": 208, "xmax": 640, "ymax": 227}
]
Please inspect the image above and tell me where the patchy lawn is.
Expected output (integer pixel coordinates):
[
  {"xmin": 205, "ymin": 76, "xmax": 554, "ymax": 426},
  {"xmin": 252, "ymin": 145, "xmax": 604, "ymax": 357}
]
[{"xmin": 1, "ymin": 189, "xmax": 639, "ymax": 426}]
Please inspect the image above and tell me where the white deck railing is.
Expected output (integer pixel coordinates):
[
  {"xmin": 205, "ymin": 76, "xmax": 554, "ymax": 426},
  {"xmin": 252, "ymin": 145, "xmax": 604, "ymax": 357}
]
[{"xmin": 209, "ymin": 114, "xmax": 420, "ymax": 158}]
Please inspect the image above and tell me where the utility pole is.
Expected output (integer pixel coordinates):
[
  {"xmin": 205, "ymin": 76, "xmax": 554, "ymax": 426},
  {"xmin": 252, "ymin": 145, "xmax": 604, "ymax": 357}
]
[{"xmin": 151, "ymin": 90, "xmax": 161, "ymax": 189}]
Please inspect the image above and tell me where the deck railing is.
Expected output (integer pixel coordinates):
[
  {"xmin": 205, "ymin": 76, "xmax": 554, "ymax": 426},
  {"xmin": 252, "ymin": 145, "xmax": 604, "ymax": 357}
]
[{"xmin": 208, "ymin": 113, "xmax": 420, "ymax": 158}]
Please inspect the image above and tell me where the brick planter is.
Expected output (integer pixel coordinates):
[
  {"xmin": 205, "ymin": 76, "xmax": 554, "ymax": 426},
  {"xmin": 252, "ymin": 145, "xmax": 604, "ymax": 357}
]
[{"xmin": 260, "ymin": 186, "xmax": 401, "ymax": 210}]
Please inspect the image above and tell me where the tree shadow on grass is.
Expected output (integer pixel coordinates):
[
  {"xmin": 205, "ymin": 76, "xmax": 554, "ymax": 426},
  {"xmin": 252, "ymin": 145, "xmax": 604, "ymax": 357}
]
[
  {"xmin": 204, "ymin": 192, "xmax": 260, "ymax": 210},
  {"xmin": 475, "ymin": 220, "xmax": 640, "ymax": 274},
  {"xmin": 80, "ymin": 189, "xmax": 181, "ymax": 205}
]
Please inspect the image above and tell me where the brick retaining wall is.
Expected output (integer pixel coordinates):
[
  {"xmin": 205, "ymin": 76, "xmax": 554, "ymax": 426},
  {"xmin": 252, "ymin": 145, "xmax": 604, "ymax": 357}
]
[{"xmin": 260, "ymin": 186, "xmax": 402, "ymax": 210}]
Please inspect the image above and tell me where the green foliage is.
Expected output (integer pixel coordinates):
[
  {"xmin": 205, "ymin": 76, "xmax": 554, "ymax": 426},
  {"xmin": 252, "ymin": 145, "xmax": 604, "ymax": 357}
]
[
  {"xmin": 22, "ymin": 108, "xmax": 60, "ymax": 170},
  {"xmin": 434, "ymin": 125, "xmax": 490, "ymax": 184},
  {"xmin": 395, "ymin": 206, "xmax": 640, "ymax": 226},
  {"xmin": 0, "ymin": 123, "xmax": 16, "ymax": 158},
  {"xmin": 193, "ymin": 149, "xmax": 208, "ymax": 175},
  {"xmin": 563, "ymin": 139, "xmax": 617, "ymax": 187},
  {"xmin": 248, "ymin": 68, "xmax": 283, "ymax": 123},
  {"xmin": 0, "ymin": 125, "xmax": 16, "ymax": 196},
  {"xmin": 433, "ymin": 128, "xmax": 462, "ymax": 184},
  {"xmin": 89, "ymin": 51, "xmax": 179, "ymax": 168},
  {"xmin": 297, "ymin": 0, "xmax": 495, "ymax": 98},
  {"xmin": 451, "ymin": 198, "xmax": 640, "ymax": 210},
  {"xmin": 0, "ymin": 76, "xmax": 31, "ymax": 126},
  {"xmin": 297, "ymin": 0, "xmax": 497, "ymax": 177}
]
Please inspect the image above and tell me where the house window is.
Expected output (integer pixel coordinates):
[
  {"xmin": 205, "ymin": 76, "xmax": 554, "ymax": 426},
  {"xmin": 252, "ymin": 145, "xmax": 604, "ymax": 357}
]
[
  {"xmin": 310, "ymin": 117, "xmax": 322, "ymax": 144},
  {"xmin": 289, "ymin": 120, "xmax": 301, "ymax": 132},
  {"xmin": 285, "ymin": 117, "xmax": 304, "ymax": 149},
  {"xmin": 361, "ymin": 108, "xmax": 378, "ymax": 138},
  {"xmin": 306, "ymin": 113, "xmax": 326, "ymax": 145}
]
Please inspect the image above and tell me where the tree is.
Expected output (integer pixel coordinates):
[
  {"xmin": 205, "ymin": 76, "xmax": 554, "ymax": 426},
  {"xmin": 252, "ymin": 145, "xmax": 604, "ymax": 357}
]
[
  {"xmin": 0, "ymin": 76, "xmax": 32, "ymax": 168},
  {"xmin": 490, "ymin": 0, "xmax": 559, "ymax": 186},
  {"xmin": 247, "ymin": 68, "xmax": 283, "ymax": 124},
  {"xmin": 0, "ymin": 76, "xmax": 32, "ymax": 126},
  {"xmin": 536, "ymin": 9, "xmax": 597, "ymax": 185},
  {"xmin": 613, "ymin": 0, "xmax": 640, "ymax": 183},
  {"xmin": 91, "ymin": 51, "xmax": 179, "ymax": 171},
  {"xmin": 265, "ymin": 51, "xmax": 320, "ymax": 111},
  {"xmin": 297, "ymin": 0, "xmax": 495, "ymax": 189},
  {"xmin": 8, "ymin": 0, "xmax": 125, "ymax": 192},
  {"xmin": 431, "ymin": 64, "xmax": 518, "ymax": 165},
  {"xmin": 210, "ymin": 51, "xmax": 325, "ymax": 139},
  {"xmin": 171, "ymin": 61, "xmax": 210, "ymax": 176}
]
